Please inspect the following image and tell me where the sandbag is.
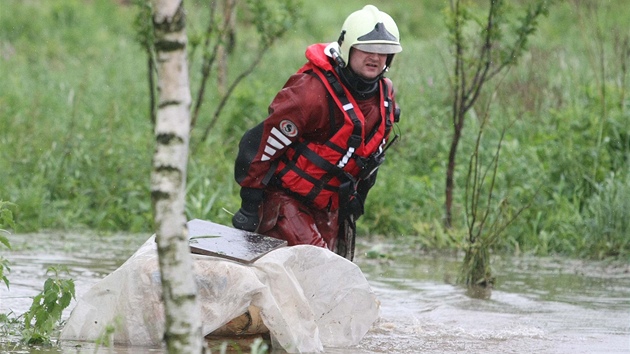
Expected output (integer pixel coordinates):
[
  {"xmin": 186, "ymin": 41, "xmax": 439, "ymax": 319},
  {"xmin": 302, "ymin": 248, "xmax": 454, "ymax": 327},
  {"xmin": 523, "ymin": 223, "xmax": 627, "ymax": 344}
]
[{"xmin": 60, "ymin": 236, "xmax": 379, "ymax": 353}]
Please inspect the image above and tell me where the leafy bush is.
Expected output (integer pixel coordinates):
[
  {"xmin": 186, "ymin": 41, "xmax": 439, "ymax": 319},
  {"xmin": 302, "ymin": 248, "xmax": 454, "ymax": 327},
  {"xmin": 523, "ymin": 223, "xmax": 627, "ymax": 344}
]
[{"xmin": 22, "ymin": 267, "xmax": 75, "ymax": 346}]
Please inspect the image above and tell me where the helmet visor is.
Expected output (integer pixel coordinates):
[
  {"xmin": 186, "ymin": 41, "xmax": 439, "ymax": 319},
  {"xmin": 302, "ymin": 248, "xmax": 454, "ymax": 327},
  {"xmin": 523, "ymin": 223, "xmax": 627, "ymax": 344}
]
[{"xmin": 354, "ymin": 43, "xmax": 402, "ymax": 54}]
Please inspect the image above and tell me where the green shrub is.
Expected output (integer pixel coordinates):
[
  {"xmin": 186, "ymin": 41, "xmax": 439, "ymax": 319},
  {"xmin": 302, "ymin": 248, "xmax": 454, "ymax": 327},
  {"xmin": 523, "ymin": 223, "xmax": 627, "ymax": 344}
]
[{"xmin": 22, "ymin": 267, "xmax": 75, "ymax": 346}]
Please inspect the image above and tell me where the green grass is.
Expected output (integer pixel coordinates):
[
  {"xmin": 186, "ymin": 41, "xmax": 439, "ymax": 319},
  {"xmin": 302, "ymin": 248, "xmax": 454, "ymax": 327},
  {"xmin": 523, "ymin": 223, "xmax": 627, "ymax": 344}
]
[{"xmin": 1, "ymin": 0, "xmax": 629, "ymax": 260}]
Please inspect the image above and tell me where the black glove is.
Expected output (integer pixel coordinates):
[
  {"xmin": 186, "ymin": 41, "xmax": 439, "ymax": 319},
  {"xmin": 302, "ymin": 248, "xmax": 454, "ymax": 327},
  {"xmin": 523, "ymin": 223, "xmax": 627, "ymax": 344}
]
[
  {"xmin": 232, "ymin": 188, "xmax": 263, "ymax": 232},
  {"xmin": 346, "ymin": 194, "xmax": 365, "ymax": 220},
  {"xmin": 347, "ymin": 170, "xmax": 377, "ymax": 220},
  {"xmin": 232, "ymin": 207, "xmax": 259, "ymax": 231}
]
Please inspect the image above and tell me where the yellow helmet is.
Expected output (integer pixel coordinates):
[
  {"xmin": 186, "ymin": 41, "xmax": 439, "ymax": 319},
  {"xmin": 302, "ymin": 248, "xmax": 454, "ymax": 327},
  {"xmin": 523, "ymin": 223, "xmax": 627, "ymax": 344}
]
[{"xmin": 338, "ymin": 5, "xmax": 402, "ymax": 62}]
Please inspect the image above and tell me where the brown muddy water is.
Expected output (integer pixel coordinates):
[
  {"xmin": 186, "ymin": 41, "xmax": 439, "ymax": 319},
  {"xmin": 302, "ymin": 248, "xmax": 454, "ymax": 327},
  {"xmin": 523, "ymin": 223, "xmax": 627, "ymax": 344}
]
[{"xmin": 1, "ymin": 231, "xmax": 629, "ymax": 353}]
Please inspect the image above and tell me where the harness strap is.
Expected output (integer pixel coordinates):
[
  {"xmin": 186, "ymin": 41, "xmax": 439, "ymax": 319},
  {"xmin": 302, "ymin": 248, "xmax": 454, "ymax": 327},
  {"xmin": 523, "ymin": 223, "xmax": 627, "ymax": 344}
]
[
  {"xmin": 276, "ymin": 139, "xmax": 360, "ymax": 204},
  {"xmin": 322, "ymin": 71, "xmax": 363, "ymax": 159},
  {"xmin": 382, "ymin": 80, "xmax": 394, "ymax": 133},
  {"xmin": 366, "ymin": 80, "xmax": 393, "ymax": 143}
]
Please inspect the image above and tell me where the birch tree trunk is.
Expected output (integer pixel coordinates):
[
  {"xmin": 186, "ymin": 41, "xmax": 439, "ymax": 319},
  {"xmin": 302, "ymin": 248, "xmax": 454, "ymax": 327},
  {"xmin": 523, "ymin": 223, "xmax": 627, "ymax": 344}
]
[{"xmin": 150, "ymin": 0, "xmax": 203, "ymax": 352}]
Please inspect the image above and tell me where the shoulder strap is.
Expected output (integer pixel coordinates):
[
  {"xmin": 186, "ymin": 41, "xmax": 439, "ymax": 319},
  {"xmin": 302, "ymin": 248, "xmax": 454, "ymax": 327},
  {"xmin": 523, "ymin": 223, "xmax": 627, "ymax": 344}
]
[{"xmin": 320, "ymin": 70, "xmax": 364, "ymax": 168}]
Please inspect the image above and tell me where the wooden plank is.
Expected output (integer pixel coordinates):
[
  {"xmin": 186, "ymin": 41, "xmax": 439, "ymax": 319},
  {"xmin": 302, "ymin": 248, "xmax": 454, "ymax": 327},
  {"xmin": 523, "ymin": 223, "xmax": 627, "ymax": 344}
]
[{"xmin": 187, "ymin": 219, "xmax": 287, "ymax": 264}]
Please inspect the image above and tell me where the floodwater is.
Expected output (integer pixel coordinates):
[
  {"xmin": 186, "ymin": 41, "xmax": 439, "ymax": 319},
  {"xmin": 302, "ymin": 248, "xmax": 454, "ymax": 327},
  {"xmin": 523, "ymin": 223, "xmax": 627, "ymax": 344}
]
[{"xmin": 1, "ymin": 231, "xmax": 629, "ymax": 353}]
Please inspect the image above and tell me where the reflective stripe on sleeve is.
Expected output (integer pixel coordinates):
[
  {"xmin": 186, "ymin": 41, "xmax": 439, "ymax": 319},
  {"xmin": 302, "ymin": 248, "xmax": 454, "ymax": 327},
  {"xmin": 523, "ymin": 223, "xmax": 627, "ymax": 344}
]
[{"xmin": 271, "ymin": 127, "xmax": 292, "ymax": 145}]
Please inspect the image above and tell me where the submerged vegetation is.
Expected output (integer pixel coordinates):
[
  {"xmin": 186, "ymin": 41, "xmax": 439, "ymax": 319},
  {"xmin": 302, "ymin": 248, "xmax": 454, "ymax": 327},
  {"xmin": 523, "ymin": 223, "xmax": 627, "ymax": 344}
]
[
  {"xmin": 21, "ymin": 267, "xmax": 75, "ymax": 345},
  {"xmin": 0, "ymin": 203, "xmax": 74, "ymax": 346},
  {"xmin": 0, "ymin": 0, "xmax": 629, "ymax": 261}
]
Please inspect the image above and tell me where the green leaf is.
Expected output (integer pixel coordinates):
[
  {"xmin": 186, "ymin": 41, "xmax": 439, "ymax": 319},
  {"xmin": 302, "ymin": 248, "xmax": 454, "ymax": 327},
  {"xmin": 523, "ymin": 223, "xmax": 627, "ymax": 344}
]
[
  {"xmin": 59, "ymin": 292, "xmax": 72, "ymax": 308},
  {"xmin": 43, "ymin": 278, "xmax": 54, "ymax": 293},
  {"xmin": 189, "ymin": 235, "xmax": 220, "ymax": 240},
  {"xmin": 21, "ymin": 267, "xmax": 76, "ymax": 344},
  {"xmin": 0, "ymin": 234, "xmax": 10, "ymax": 249}
]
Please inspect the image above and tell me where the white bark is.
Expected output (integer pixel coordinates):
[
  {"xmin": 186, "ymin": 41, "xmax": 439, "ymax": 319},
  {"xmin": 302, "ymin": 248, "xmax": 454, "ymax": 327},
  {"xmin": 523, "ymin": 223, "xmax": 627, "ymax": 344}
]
[{"xmin": 150, "ymin": 0, "xmax": 203, "ymax": 352}]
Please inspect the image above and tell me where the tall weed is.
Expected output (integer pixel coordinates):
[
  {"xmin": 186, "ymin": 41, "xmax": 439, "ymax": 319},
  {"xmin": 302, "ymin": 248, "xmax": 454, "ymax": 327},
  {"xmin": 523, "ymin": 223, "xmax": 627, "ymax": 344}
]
[{"xmin": 578, "ymin": 172, "xmax": 630, "ymax": 259}]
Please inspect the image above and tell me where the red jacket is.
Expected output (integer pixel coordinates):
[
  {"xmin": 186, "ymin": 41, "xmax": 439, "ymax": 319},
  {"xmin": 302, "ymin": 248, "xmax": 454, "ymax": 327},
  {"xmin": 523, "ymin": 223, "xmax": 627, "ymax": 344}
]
[{"xmin": 235, "ymin": 43, "xmax": 397, "ymax": 211}]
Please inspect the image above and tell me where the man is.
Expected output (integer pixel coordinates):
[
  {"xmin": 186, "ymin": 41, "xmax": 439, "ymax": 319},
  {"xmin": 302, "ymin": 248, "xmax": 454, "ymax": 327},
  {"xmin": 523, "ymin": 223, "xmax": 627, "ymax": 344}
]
[{"xmin": 232, "ymin": 5, "xmax": 402, "ymax": 260}]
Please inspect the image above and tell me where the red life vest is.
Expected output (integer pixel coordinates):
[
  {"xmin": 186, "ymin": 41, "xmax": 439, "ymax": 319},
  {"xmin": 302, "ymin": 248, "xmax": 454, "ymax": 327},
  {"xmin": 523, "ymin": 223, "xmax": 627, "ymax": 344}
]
[{"xmin": 273, "ymin": 43, "xmax": 396, "ymax": 210}]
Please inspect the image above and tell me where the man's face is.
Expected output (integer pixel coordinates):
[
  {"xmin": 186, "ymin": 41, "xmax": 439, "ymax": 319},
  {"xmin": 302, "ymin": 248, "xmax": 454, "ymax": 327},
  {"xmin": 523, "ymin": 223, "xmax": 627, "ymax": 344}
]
[{"xmin": 348, "ymin": 48, "xmax": 387, "ymax": 80}]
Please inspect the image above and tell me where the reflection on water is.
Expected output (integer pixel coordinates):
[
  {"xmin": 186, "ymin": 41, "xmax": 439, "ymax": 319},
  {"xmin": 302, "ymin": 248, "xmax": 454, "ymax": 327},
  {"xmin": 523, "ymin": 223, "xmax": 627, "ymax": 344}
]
[{"xmin": 1, "ymin": 232, "xmax": 629, "ymax": 353}]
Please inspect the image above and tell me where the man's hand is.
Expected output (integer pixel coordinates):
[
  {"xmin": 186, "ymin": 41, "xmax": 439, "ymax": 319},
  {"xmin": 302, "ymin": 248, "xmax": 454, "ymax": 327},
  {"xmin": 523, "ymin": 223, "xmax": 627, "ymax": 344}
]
[
  {"xmin": 232, "ymin": 207, "xmax": 259, "ymax": 232},
  {"xmin": 346, "ymin": 194, "xmax": 365, "ymax": 220},
  {"xmin": 232, "ymin": 188, "xmax": 263, "ymax": 231}
]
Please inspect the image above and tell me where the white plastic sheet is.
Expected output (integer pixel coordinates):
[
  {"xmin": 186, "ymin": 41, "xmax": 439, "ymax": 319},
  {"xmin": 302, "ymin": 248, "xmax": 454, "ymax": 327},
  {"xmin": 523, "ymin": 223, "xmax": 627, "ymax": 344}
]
[{"xmin": 60, "ymin": 236, "xmax": 380, "ymax": 353}]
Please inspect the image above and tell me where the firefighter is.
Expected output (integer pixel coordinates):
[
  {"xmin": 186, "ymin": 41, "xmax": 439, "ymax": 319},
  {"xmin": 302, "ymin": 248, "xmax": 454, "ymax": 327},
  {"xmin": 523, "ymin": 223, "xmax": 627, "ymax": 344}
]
[{"xmin": 232, "ymin": 5, "xmax": 402, "ymax": 260}]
